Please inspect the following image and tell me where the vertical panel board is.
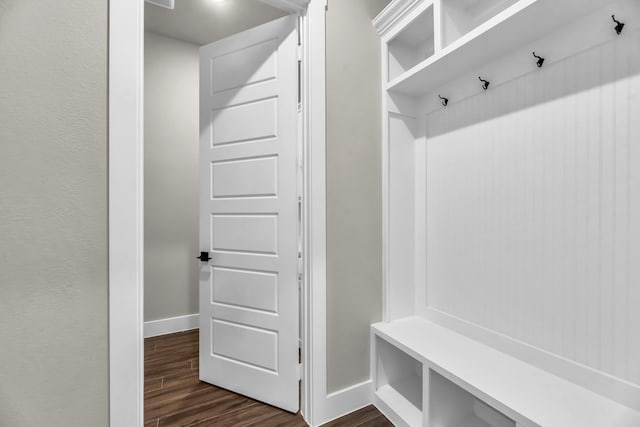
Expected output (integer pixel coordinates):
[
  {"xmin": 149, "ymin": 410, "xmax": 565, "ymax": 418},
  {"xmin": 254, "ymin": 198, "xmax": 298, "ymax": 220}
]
[
  {"xmin": 572, "ymin": 49, "xmax": 590, "ymax": 368},
  {"xmin": 599, "ymin": 42, "xmax": 615, "ymax": 376},
  {"xmin": 389, "ymin": 113, "xmax": 416, "ymax": 321},
  {"xmin": 584, "ymin": 46, "xmax": 601, "ymax": 372},
  {"xmin": 612, "ymin": 38, "xmax": 631, "ymax": 380},
  {"xmin": 627, "ymin": 34, "xmax": 640, "ymax": 386}
]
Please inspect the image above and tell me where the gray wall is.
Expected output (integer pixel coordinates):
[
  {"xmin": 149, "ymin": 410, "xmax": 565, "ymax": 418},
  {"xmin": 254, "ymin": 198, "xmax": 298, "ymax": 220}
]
[
  {"xmin": 0, "ymin": 0, "xmax": 109, "ymax": 426},
  {"xmin": 326, "ymin": 0, "xmax": 391, "ymax": 393},
  {"xmin": 144, "ymin": 32, "xmax": 200, "ymax": 322}
]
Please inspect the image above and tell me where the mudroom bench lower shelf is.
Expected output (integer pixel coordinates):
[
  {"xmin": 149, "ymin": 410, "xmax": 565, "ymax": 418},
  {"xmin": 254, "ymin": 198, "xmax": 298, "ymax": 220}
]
[{"xmin": 371, "ymin": 317, "xmax": 640, "ymax": 427}]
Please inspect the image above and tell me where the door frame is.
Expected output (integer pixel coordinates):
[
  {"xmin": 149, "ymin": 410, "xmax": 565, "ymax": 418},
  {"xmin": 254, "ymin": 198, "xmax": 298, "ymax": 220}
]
[{"xmin": 108, "ymin": 0, "xmax": 327, "ymax": 426}]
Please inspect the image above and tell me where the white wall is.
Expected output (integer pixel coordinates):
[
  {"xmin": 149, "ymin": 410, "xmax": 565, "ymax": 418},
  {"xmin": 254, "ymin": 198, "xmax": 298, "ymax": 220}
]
[
  {"xmin": 326, "ymin": 0, "xmax": 391, "ymax": 393},
  {"xmin": 423, "ymin": 26, "xmax": 640, "ymax": 388},
  {"xmin": 144, "ymin": 31, "xmax": 200, "ymax": 322},
  {"xmin": 0, "ymin": 0, "xmax": 109, "ymax": 425}
]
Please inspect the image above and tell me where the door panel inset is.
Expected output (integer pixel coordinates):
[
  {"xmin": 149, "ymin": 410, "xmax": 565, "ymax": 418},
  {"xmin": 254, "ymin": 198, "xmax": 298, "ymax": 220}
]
[
  {"xmin": 211, "ymin": 39, "xmax": 278, "ymax": 93},
  {"xmin": 211, "ymin": 97, "xmax": 278, "ymax": 146},
  {"xmin": 211, "ymin": 214, "xmax": 278, "ymax": 255},
  {"xmin": 211, "ymin": 318, "xmax": 278, "ymax": 371},
  {"xmin": 212, "ymin": 266, "xmax": 278, "ymax": 313},
  {"xmin": 211, "ymin": 156, "xmax": 278, "ymax": 199}
]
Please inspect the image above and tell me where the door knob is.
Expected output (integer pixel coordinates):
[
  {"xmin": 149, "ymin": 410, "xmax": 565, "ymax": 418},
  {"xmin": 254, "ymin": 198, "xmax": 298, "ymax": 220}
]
[{"xmin": 197, "ymin": 251, "xmax": 211, "ymax": 262}]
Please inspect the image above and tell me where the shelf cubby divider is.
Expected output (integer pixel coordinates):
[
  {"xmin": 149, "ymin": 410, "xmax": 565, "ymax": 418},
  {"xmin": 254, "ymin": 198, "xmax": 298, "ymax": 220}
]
[
  {"xmin": 374, "ymin": 335, "xmax": 423, "ymax": 427},
  {"xmin": 387, "ymin": 3, "xmax": 435, "ymax": 82},
  {"xmin": 440, "ymin": 0, "xmax": 519, "ymax": 48}
]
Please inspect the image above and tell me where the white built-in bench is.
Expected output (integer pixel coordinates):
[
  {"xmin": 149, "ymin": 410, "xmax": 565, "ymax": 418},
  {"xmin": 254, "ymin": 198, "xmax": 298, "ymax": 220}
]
[
  {"xmin": 371, "ymin": 317, "xmax": 640, "ymax": 427},
  {"xmin": 371, "ymin": 0, "xmax": 640, "ymax": 425}
]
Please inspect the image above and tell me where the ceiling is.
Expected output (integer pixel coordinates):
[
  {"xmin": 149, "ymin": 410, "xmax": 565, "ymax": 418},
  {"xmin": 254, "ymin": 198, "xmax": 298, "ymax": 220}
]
[{"xmin": 145, "ymin": 0, "xmax": 288, "ymax": 46}]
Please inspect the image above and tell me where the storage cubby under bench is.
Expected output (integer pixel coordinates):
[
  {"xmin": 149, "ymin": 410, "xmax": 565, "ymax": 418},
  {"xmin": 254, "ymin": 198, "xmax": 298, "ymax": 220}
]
[{"xmin": 372, "ymin": 317, "xmax": 640, "ymax": 427}]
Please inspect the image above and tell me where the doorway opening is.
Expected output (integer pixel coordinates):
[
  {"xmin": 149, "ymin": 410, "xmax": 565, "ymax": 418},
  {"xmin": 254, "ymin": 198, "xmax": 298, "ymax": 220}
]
[
  {"xmin": 109, "ymin": 0, "xmax": 327, "ymax": 424},
  {"xmin": 143, "ymin": 1, "xmax": 306, "ymax": 424}
]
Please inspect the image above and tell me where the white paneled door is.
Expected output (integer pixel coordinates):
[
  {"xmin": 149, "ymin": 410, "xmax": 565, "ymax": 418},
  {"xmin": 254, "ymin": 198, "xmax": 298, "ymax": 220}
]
[{"xmin": 198, "ymin": 16, "xmax": 299, "ymax": 413}]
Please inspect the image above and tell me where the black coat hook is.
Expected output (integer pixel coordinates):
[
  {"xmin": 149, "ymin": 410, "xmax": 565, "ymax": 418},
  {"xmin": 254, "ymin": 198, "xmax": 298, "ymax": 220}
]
[
  {"xmin": 612, "ymin": 15, "xmax": 624, "ymax": 35},
  {"xmin": 438, "ymin": 95, "xmax": 448, "ymax": 107},
  {"xmin": 479, "ymin": 76, "xmax": 490, "ymax": 90},
  {"xmin": 533, "ymin": 52, "xmax": 545, "ymax": 68}
]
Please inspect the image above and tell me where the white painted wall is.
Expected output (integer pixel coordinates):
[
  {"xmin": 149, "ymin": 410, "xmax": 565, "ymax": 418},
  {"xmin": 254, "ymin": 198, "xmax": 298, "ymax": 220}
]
[
  {"xmin": 424, "ymin": 29, "xmax": 640, "ymax": 387},
  {"xmin": 326, "ymin": 0, "xmax": 391, "ymax": 393},
  {"xmin": 144, "ymin": 31, "xmax": 200, "ymax": 322},
  {"xmin": 0, "ymin": 0, "xmax": 108, "ymax": 425}
]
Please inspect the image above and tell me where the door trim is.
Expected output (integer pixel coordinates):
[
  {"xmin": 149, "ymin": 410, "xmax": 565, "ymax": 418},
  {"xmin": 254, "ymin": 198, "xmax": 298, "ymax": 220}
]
[
  {"xmin": 108, "ymin": 0, "xmax": 144, "ymax": 425},
  {"xmin": 108, "ymin": 1, "xmax": 326, "ymax": 426},
  {"xmin": 299, "ymin": 1, "xmax": 326, "ymax": 424}
]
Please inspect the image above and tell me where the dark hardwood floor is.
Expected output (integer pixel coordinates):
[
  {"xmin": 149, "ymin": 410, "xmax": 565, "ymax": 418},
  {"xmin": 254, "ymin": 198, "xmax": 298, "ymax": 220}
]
[{"xmin": 145, "ymin": 329, "xmax": 392, "ymax": 426}]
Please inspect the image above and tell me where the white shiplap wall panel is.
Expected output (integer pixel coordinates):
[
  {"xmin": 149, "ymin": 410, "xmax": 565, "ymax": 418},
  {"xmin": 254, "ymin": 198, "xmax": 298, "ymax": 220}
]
[
  {"xmin": 627, "ymin": 34, "xmax": 640, "ymax": 385},
  {"xmin": 424, "ymin": 32, "xmax": 640, "ymax": 386}
]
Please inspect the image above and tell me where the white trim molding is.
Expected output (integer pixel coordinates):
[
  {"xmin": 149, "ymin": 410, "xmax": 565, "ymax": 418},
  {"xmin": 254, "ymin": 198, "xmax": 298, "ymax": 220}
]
[
  {"xmin": 318, "ymin": 381, "xmax": 374, "ymax": 426},
  {"xmin": 372, "ymin": 0, "xmax": 424, "ymax": 38},
  {"xmin": 144, "ymin": 314, "xmax": 199, "ymax": 338},
  {"xmin": 300, "ymin": 0, "xmax": 328, "ymax": 425},
  {"xmin": 302, "ymin": 1, "xmax": 380, "ymax": 424},
  {"xmin": 108, "ymin": 0, "xmax": 145, "ymax": 426},
  {"xmin": 258, "ymin": 0, "xmax": 310, "ymax": 14}
]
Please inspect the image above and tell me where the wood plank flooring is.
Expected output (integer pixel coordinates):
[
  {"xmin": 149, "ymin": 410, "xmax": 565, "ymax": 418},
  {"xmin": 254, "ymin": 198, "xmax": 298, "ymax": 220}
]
[{"xmin": 145, "ymin": 329, "xmax": 392, "ymax": 426}]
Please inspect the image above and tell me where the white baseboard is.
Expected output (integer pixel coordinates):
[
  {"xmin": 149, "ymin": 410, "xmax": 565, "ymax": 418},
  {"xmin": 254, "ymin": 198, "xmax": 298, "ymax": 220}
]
[
  {"xmin": 144, "ymin": 313, "xmax": 199, "ymax": 338},
  {"xmin": 315, "ymin": 380, "xmax": 373, "ymax": 426}
]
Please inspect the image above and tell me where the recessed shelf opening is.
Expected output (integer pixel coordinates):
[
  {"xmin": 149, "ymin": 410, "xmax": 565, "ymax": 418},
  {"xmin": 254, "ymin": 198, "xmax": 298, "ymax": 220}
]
[
  {"xmin": 375, "ymin": 336, "xmax": 423, "ymax": 426},
  {"xmin": 387, "ymin": 5, "xmax": 435, "ymax": 81},
  {"xmin": 441, "ymin": 0, "xmax": 520, "ymax": 47},
  {"xmin": 429, "ymin": 370, "xmax": 516, "ymax": 427}
]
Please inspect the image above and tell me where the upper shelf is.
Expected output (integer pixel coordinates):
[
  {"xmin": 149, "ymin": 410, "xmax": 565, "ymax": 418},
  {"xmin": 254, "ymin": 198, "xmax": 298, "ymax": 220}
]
[
  {"xmin": 387, "ymin": 4, "xmax": 435, "ymax": 81},
  {"xmin": 441, "ymin": 0, "xmax": 521, "ymax": 48},
  {"xmin": 383, "ymin": 0, "xmax": 612, "ymax": 96}
]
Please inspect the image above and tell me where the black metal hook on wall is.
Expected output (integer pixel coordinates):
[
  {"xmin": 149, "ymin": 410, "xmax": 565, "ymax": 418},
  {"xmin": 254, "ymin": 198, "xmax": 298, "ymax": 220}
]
[
  {"xmin": 612, "ymin": 15, "xmax": 624, "ymax": 35},
  {"xmin": 533, "ymin": 52, "xmax": 545, "ymax": 68},
  {"xmin": 438, "ymin": 95, "xmax": 449, "ymax": 107},
  {"xmin": 479, "ymin": 77, "xmax": 490, "ymax": 90}
]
